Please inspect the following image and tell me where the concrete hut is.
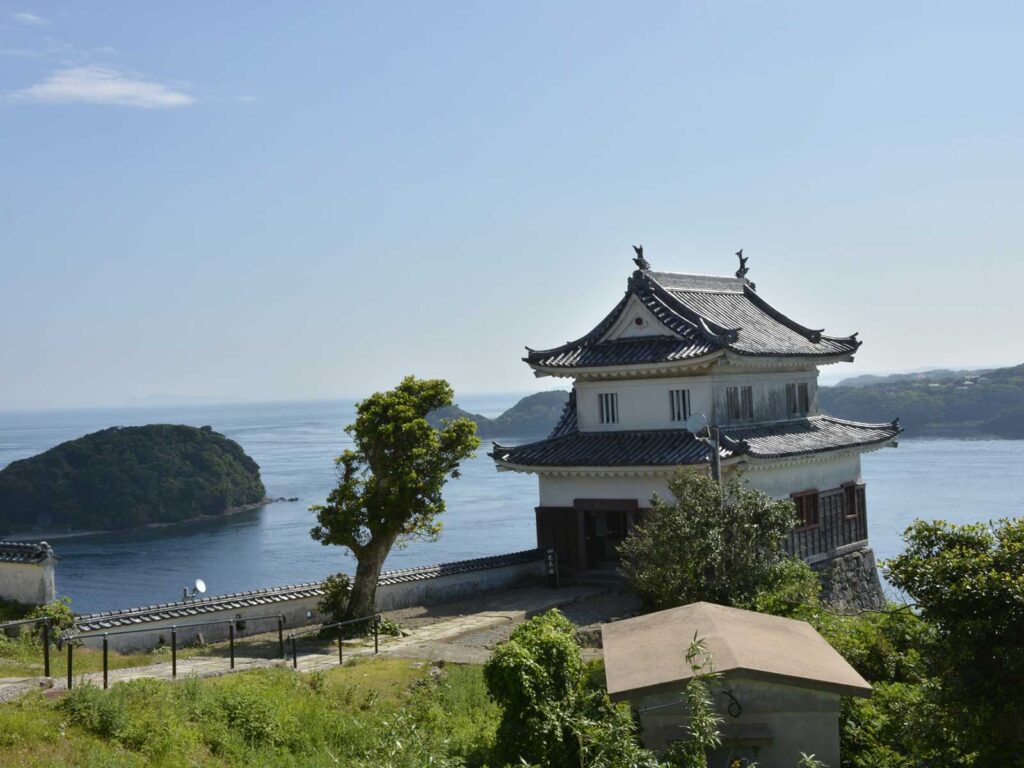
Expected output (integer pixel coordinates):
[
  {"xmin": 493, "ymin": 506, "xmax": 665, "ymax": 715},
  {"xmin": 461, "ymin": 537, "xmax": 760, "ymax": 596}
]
[
  {"xmin": 602, "ymin": 601, "xmax": 871, "ymax": 767},
  {"xmin": 491, "ymin": 250, "xmax": 900, "ymax": 606},
  {"xmin": 0, "ymin": 541, "xmax": 57, "ymax": 606}
]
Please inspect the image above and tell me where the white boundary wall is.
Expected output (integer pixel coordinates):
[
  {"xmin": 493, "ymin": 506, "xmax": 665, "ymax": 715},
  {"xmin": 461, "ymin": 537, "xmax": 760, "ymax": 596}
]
[{"xmin": 75, "ymin": 550, "xmax": 545, "ymax": 652}]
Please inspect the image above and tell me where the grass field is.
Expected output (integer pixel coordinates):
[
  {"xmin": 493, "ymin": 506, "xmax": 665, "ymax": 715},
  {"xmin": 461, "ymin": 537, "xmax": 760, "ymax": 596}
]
[{"xmin": 0, "ymin": 657, "xmax": 500, "ymax": 767}]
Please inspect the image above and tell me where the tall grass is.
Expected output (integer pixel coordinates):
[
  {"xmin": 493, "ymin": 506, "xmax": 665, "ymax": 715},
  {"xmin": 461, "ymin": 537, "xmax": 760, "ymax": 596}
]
[{"xmin": 0, "ymin": 658, "xmax": 500, "ymax": 767}]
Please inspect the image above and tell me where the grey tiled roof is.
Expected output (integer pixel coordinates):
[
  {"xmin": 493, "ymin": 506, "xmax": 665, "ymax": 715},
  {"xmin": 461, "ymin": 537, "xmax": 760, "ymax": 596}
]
[
  {"xmin": 722, "ymin": 416, "xmax": 902, "ymax": 459},
  {"xmin": 526, "ymin": 269, "xmax": 860, "ymax": 369},
  {"xmin": 0, "ymin": 541, "xmax": 54, "ymax": 565},
  {"xmin": 491, "ymin": 415, "xmax": 899, "ymax": 470},
  {"xmin": 74, "ymin": 549, "xmax": 544, "ymax": 632}
]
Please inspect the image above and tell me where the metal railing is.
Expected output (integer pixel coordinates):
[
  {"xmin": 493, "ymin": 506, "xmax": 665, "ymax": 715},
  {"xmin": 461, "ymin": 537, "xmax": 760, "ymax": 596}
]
[
  {"xmin": 63, "ymin": 613, "xmax": 288, "ymax": 690},
  {"xmin": 0, "ymin": 615, "xmax": 53, "ymax": 676},
  {"xmin": 287, "ymin": 613, "xmax": 380, "ymax": 669}
]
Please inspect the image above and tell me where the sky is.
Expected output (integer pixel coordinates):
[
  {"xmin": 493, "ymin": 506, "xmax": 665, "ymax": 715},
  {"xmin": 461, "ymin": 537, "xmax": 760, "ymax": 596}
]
[{"xmin": 2, "ymin": 2, "xmax": 1023, "ymax": 411}]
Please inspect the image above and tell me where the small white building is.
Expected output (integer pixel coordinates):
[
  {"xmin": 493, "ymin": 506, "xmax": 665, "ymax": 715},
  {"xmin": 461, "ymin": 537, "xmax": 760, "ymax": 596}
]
[
  {"xmin": 602, "ymin": 601, "xmax": 872, "ymax": 767},
  {"xmin": 0, "ymin": 541, "xmax": 57, "ymax": 606},
  {"xmin": 492, "ymin": 252, "xmax": 900, "ymax": 587}
]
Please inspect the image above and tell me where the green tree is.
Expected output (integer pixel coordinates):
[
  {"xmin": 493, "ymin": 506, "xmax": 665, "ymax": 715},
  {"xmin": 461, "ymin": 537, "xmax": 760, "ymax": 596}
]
[
  {"xmin": 484, "ymin": 609, "xmax": 659, "ymax": 768},
  {"xmin": 310, "ymin": 376, "xmax": 479, "ymax": 619},
  {"xmin": 886, "ymin": 517, "xmax": 1024, "ymax": 766},
  {"xmin": 619, "ymin": 469, "xmax": 797, "ymax": 610}
]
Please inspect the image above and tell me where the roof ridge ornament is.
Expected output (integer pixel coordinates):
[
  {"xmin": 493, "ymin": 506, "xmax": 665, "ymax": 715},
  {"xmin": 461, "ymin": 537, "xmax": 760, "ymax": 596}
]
[
  {"xmin": 632, "ymin": 244, "xmax": 650, "ymax": 271},
  {"xmin": 735, "ymin": 249, "xmax": 749, "ymax": 279}
]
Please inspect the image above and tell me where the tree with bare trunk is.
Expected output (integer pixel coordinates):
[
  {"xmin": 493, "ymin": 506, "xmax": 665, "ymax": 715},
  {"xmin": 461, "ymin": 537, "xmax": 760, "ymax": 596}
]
[{"xmin": 310, "ymin": 376, "xmax": 479, "ymax": 620}]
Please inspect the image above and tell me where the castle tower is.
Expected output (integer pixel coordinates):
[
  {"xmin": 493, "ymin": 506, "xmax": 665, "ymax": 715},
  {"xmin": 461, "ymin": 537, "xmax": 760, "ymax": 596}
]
[{"xmin": 491, "ymin": 253, "xmax": 899, "ymax": 607}]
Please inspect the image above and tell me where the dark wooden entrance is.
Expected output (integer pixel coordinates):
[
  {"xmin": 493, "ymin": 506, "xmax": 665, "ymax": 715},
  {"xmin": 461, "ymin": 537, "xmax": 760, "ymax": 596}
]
[{"xmin": 535, "ymin": 499, "xmax": 638, "ymax": 575}]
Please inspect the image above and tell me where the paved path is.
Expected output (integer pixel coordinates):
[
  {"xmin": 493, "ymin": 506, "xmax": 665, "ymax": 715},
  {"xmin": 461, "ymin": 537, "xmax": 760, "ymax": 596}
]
[{"xmin": 1, "ymin": 582, "xmax": 622, "ymax": 698}]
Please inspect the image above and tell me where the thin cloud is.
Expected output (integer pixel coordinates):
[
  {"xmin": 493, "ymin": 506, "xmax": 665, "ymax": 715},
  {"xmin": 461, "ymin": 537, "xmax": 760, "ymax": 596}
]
[
  {"xmin": 13, "ymin": 12, "xmax": 49, "ymax": 25},
  {"xmin": 13, "ymin": 65, "xmax": 194, "ymax": 108}
]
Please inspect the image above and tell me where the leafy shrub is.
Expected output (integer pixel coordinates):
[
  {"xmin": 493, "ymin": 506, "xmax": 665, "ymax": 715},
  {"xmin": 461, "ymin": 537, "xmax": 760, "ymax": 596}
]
[
  {"xmin": 620, "ymin": 469, "xmax": 796, "ymax": 610},
  {"xmin": 316, "ymin": 572, "xmax": 351, "ymax": 624},
  {"xmin": 29, "ymin": 596, "xmax": 75, "ymax": 640},
  {"xmin": 484, "ymin": 609, "xmax": 656, "ymax": 768}
]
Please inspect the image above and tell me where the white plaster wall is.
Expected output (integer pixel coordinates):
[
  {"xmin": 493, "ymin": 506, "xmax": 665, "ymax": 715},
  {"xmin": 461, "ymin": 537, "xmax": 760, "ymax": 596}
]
[
  {"xmin": 711, "ymin": 369, "xmax": 819, "ymax": 425},
  {"xmin": 77, "ymin": 560, "xmax": 545, "ymax": 653},
  {"xmin": 736, "ymin": 453, "xmax": 862, "ymax": 498},
  {"xmin": 539, "ymin": 473, "xmax": 677, "ymax": 508},
  {"xmin": 536, "ymin": 453, "xmax": 860, "ymax": 508},
  {"xmin": 600, "ymin": 296, "xmax": 681, "ymax": 340},
  {"xmin": 0, "ymin": 561, "xmax": 54, "ymax": 606},
  {"xmin": 574, "ymin": 368, "xmax": 823, "ymax": 432},
  {"xmin": 575, "ymin": 377, "xmax": 714, "ymax": 432}
]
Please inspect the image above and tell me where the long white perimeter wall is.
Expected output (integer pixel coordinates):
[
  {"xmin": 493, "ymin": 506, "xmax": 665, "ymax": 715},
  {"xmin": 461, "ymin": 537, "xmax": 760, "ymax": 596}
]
[{"xmin": 74, "ymin": 549, "xmax": 545, "ymax": 652}]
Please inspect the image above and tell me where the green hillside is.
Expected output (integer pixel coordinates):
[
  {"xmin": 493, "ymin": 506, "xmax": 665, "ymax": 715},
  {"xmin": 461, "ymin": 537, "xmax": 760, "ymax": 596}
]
[
  {"xmin": 428, "ymin": 390, "xmax": 570, "ymax": 437},
  {"xmin": 820, "ymin": 363, "xmax": 1024, "ymax": 438},
  {"xmin": 0, "ymin": 425, "xmax": 266, "ymax": 534}
]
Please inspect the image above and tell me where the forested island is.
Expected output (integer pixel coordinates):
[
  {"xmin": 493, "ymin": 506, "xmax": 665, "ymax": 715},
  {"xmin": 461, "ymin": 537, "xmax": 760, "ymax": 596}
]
[
  {"xmin": 0, "ymin": 425, "xmax": 266, "ymax": 535},
  {"xmin": 821, "ymin": 362, "xmax": 1024, "ymax": 438},
  {"xmin": 427, "ymin": 390, "xmax": 570, "ymax": 437}
]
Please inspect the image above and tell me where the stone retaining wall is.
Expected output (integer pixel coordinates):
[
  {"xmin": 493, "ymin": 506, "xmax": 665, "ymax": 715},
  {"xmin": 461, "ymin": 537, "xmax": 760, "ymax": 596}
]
[{"xmin": 811, "ymin": 544, "xmax": 886, "ymax": 612}]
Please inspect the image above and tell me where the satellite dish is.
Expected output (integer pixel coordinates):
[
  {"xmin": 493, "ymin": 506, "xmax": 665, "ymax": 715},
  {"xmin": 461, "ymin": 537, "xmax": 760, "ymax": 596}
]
[
  {"xmin": 684, "ymin": 413, "xmax": 707, "ymax": 434},
  {"xmin": 194, "ymin": 578, "xmax": 207, "ymax": 595}
]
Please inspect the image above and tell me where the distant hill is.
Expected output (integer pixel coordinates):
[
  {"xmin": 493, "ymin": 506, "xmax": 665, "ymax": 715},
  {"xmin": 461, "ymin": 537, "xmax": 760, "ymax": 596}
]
[
  {"xmin": 835, "ymin": 368, "xmax": 995, "ymax": 388},
  {"xmin": 820, "ymin": 363, "xmax": 1024, "ymax": 438},
  {"xmin": 428, "ymin": 390, "xmax": 570, "ymax": 437},
  {"xmin": 0, "ymin": 425, "xmax": 266, "ymax": 534}
]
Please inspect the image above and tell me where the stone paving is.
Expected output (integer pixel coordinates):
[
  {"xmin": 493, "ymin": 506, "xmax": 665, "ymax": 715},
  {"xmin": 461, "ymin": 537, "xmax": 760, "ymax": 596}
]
[{"xmin": 0, "ymin": 581, "xmax": 628, "ymax": 699}]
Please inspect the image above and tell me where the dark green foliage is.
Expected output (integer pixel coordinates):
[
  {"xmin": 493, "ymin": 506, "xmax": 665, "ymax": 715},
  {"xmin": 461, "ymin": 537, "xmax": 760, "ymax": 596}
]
[
  {"xmin": 620, "ymin": 469, "xmax": 797, "ymax": 610},
  {"xmin": 0, "ymin": 597, "xmax": 32, "ymax": 623},
  {"xmin": 885, "ymin": 517, "xmax": 1024, "ymax": 766},
  {"xmin": 427, "ymin": 390, "xmax": 570, "ymax": 437},
  {"xmin": 840, "ymin": 681, "xmax": 968, "ymax": 768},
  {"xmin": 741, "ymin": 556, "xmax": 823, "ymax": 620},
  {"xmin": 315, "ymin": 572, "xmax": 351, "ymax": 625},
  {"xmin": 816, "ymin": 608, "xmax": 927, "ymax": 686},
  {"xmin": 28, "ymin": 597, "xmax": 76, "ymax": 639},
  {"xmin": 45, "ymin": 662, "xmax": 496, "ymax": 767},
  {"xmin": 0, "ymin": 425, "xmax": 265, "ymax": 533},
  {"xmin": 311, "ymin": 376, "xmax": 479, "ymax": 619},
  {"xmin": 484, "ymin": 609, "xmax": 658, "ymax": 768},
  {"xmin": 819, "ymin": 362, "xmax": 1024, "ymax": 437}
]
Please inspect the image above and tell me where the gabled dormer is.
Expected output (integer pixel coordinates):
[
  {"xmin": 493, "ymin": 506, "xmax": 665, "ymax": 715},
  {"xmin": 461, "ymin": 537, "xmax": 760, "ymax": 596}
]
[{"xmin": 524, "ymin": 266, "xmax": 860, "ymax": 379}]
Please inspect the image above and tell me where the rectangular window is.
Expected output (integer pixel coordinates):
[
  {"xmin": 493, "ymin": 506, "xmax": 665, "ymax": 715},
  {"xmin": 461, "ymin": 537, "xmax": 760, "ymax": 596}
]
[
  {"xmin": 792, "ymin": 490, "xmax": 820, "ymax": 528},
  {"xmin": 726, "ymin": 385, "xmax": 754, "ymax": 421},
  {"xmin": 786, "ymin": 382, "xmax": 811, "ymax": 416},
  {"xmin": 843, "ymin": 483, "xmax": 864, "ymax": 518},
  {"xmin": 598, "ymin": 393, "xmax": 618, "ymax": 424},
  {"xmin": 669, "ymin": 389, "xmax": 691, "ymax": 422}
]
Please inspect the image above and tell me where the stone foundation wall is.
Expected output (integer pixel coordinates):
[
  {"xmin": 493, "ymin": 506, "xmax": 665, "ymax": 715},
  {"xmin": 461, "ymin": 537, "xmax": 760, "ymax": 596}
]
[{"xmin": 810, "ymin": 544, "xmax": 886, "ymax": 612}]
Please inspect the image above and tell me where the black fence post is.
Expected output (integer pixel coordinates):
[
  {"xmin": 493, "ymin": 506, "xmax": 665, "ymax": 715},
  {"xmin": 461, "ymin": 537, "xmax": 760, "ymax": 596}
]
[
  {"xmin": 171, "ymin": 627, "xmax": 177, "ymax": 679},
  {"xmin": 229, "ymin": 624, "xmax": 235, "ymax": 670},
  {"xmin": 103, "ymin": 634, "xmax": 109, "ymax": 690},
  {"xmin": 277, "ymin": 616, "xmax": 284, "ymax": 659},
  {"xmin": 66, "ymin": 641, "xmax": 73, "ymax": 690},
  {"xmin": 290, "ymin": 634, "xmax": 297, "ymax": 669},
  {"xmin": 338, "ymin": 625, "xmax": 343, "ymax": 665},
  {"xmin": 42, "ymin": 619, "xmax": 50, "ymax": 677},
  {"xmin": 374, "ymin": 616, "xmax": 379, "ymax": 654}
]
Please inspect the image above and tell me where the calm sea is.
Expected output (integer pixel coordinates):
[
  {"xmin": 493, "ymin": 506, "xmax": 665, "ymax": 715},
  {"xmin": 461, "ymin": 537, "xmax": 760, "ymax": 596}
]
[{"xmin": 1, "ymin": 399, "xmax": 1022, "ymax": 613}]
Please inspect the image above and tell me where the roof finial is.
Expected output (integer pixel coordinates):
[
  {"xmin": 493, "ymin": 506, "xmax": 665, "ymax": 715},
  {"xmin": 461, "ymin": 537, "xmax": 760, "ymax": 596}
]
[
  {"xmin": 735, "ymin": 248, "xmax": 749, "ymax": 279},
  {"xmin": 632, "ymin": 244, "xmax": 650, "ymax": 271}
]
